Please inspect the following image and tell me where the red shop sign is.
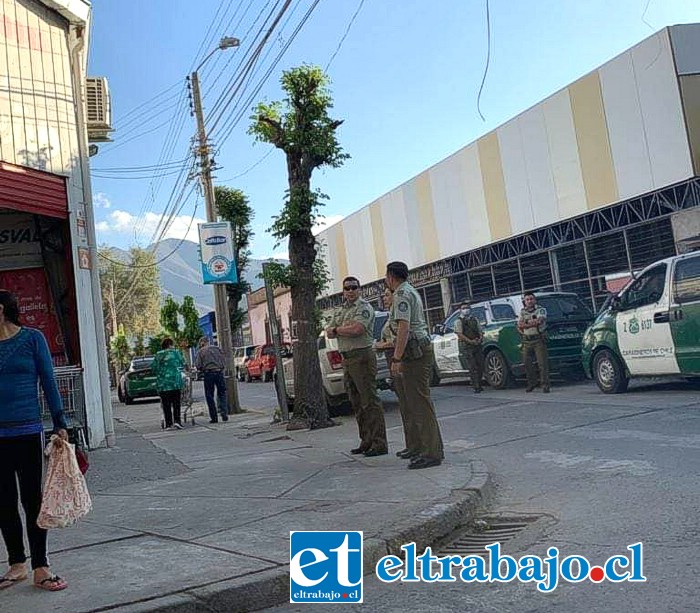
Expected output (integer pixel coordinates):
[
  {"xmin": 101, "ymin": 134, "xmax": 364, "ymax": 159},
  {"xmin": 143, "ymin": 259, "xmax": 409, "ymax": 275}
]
[{"xmin": 0, "ymin": 268, "xmax": 65, "ymax": 356}]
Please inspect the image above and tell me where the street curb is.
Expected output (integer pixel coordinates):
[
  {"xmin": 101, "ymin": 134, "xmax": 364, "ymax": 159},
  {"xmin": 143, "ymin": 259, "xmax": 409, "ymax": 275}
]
[{"xmin": 98, "ymin": 460, "xmax": 493, "ymax": 613}]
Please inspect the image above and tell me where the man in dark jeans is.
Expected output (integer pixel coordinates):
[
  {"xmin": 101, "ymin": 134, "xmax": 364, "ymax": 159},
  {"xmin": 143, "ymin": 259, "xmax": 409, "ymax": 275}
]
[{"xmin": 195, "ymin": 337, "xmax": 229, "ymax": 423}]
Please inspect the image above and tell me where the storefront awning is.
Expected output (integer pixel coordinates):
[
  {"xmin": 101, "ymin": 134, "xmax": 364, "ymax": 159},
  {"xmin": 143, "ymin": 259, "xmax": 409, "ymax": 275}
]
[{"xmin": 0, "ymin": 162, "xmax": 68, "ymax": 219}]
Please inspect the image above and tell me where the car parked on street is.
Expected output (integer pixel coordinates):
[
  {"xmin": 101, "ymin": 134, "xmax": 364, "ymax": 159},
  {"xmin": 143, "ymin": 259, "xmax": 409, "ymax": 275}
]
[
  {"xmin": 431, "ymin": 292, "xmax": 594, "ymax": 388},
  {"xmin": 279, "ymin": 311, "xmax": 393, "ymax": 415},
  {"xmin": 234, "ymin": 345, "xmax": 256, "ymax": 381},
  {"xmin": 245, "ymin": 343, "xmax": 290, "ymax": 382},
  {"xmin": 118, "ymin": 356, "xmax": 158, "ymax": 404},
  {"xmin": 582, "ymin": 251, "xmax": 700, "ymax": 393}
]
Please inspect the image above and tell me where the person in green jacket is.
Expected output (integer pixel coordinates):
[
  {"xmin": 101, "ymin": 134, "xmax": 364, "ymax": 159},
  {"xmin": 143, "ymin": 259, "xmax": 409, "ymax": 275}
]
[{"xmin": 152, "ymin": 338, "xmax": 185, "ymax": 430}]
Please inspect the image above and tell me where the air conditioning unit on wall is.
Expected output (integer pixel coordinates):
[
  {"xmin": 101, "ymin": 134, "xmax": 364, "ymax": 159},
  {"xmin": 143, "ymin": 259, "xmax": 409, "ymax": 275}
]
[{"xmin": 86, "ymin": 77, "xmax": 113, "ymax": 143}]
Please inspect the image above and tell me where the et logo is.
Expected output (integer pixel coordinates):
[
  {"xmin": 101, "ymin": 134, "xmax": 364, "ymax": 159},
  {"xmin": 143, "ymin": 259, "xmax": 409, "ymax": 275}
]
[{"xmin": 289, "ymin": 531, "xmax": 363, "ymax": 603}]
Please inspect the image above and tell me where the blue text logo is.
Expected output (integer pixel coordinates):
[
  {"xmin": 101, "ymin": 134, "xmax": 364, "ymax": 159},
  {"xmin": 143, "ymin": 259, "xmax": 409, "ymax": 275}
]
[
  {"xmin": 290, "ymin": 531, "xmax": 363, "ymax": 603},
  {"xmin": 204, "ymin": 235, "xmax": 227, "ymax": 245}
]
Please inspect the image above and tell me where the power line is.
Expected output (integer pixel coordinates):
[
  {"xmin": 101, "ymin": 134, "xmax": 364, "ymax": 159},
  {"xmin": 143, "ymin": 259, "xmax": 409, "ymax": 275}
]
[
  {"xmin": 202, "ymin": 0, "xmax": 273, "ymax": 99},
  {"xmin": 188, "ymin": 0, "xmax": 229, "ymax": 73},
  {"xmin": 92, "ymin": 158, "xmax": 188, "ymax": 173},
  {"xmin": 115, "ymin": 81, "xmax": 181, "ymax": 124},
  {"xmin": 98, "ymin": 198, "xmax": 202, "ymax": 272},
  {"xmin": 641, "ymin": 0, "xmax": 654, "ymax": 30},
  {"xmin": 217, "ymin": 147, "xmax": 274, "ymax": 182},
  {"xmin": 200, "ymin": 0, "xmax": 258, "ymax": 88},
  {"xmin": 325, "ymin": 0, "xmax": 367, "ymax": 72},
  {"xmin": 476, "ymin": 0, "xmax": 491, "ymax": 122},
  {"xmin": 205, "ymin": 0, "xmax": 289, "ymax": 128},
  {"xmin": 114, "ymin": 92, "xmax": 180, "ymax": 131},
  {"xmin": 92, "ymin": 168, "xmax": 186, "ymax": 181},
  {"xmin": 212, "ymin": 0, "xmax": 323, "ymax": 150}
]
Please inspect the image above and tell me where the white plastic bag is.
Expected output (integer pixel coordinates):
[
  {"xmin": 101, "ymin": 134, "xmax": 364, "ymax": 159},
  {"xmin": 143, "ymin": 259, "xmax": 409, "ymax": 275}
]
[{"xmin": 37, "ymin": 435, "xmax": 92, "ymax": 529}]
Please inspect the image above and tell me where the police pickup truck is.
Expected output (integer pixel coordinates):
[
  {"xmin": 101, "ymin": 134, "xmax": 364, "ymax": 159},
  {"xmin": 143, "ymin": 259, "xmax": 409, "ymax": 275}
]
[
  {"xmin": 582, "ymin": 252, "xmax": 700, "ymax": 393},
  {"xmin": 432, "ymin": 292, "xmax": 593, "ymax": 388}
]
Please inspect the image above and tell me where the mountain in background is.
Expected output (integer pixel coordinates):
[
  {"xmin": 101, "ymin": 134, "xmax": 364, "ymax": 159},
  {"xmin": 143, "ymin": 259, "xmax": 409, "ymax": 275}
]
[{"xmin": 108, "ymin": 239, "xmax": 283, "ymax": 315}]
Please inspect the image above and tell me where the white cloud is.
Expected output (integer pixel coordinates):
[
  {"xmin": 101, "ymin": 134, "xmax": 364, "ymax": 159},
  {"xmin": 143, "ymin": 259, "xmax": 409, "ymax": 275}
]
[
  {"xmin": 95, "ymin": 209, "xmax": 207, "ymax": 244},
  {"xmin": 94, "ymin": 192, "xmax": 112, "ymax": 209},
  {"xmin": 312, "ymin": 214, "xmax": 344, "ymax": 236}
]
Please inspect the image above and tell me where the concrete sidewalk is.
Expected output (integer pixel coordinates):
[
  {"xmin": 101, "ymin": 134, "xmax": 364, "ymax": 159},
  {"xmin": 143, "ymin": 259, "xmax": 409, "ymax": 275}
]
[{"xmin": 3, "ymin": 398, "xmax": 491, "ymax": 613}]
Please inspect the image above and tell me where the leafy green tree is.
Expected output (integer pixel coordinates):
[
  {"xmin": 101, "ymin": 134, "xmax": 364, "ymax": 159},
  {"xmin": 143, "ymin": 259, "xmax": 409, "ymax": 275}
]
[
  {"xmin": 214, "ymin": 186, "xmax": 254, "ymax": 335},
  {"xmin": 99, "ymin": 246, "xmax": 162, "ymax": 379},
  {"xmin": 110, "ymin": 325, "xmax": 131, "ymax": 374},
  {"xmin": 180, "ymin": 296, "xmax": 203, "ymax": 349},
  {"xmin": 250, "ymin": 65, "xmax": 347, "ymax": 429},
  {"xmin": 160, "ymin": 295, "xmax": 181, "ymax": 341},
  {"xmin": 133, "ymin": 333, "xmax": 146, "ymax": 357}
]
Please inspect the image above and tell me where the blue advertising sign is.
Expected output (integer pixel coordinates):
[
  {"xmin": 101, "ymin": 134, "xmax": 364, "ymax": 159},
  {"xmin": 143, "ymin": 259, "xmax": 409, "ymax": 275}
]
[{"xmin": 198, "ymin": 222, "xmax": 238, "ymax": 285}]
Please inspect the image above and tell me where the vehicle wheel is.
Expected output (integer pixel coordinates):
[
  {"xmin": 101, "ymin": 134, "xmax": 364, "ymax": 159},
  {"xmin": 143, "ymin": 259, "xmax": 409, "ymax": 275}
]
[
  {"xmin": 245, "ymin": 370, "xmax": 252, "ymax": 383},
  {"xmin": 429, "ymin": 361, "xmax": 441, "ymax": 387},
  {"xmin": 263, "ymin": 369, "xmax": 272, "ymax": 383},
  {"xmin": 484, "ymin": 349, "xmax": 513, "ymax": 389},
  {"xmin": 592, "ymin": 349, "xmax": 629, "ymax": 394},
  {"xmin": 117, "ymin": 386, "xmax": 124, "ymax": 403},
  {"xmin": 125, "ymin": 393, "xmax": 134, "ymax": 405}
]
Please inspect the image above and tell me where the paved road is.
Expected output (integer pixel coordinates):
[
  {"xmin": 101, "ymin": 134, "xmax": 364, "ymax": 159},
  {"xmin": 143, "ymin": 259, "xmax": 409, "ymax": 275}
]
[{"xmin": 257, "ymin": 376, "xmax": 700, "ymax": 612}]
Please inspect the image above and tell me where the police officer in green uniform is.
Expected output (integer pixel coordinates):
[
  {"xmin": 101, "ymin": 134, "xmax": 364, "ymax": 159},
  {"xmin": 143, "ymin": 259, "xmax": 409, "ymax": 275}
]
[
  {"xmin": 517, "ymin": 292, "xmax": 550, "ymax": 393},
  {"xmin": 375, "ymin": 287, "xmax": 396, "ymax": 367},
  {"xmin": 385, "ymin": 261, "xmax": 444, "ymax": 470},
  {"xmin": 326, "ymin": 276, "xmax": 388, "ymax": 456},
  {"xmin": 454, "ymin": 301, "xmax": 484, "ymax": 393}
]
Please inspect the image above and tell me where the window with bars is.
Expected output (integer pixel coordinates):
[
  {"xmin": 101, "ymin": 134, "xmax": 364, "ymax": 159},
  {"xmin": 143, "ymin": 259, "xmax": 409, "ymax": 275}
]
[
  {"xmin": 469, "ymin": 267, "xmax": 495, "ymax": 301},
  {"xmin": 419, "ymin": 284, "xmax": 446, "ymax": 331},
  {"xmin": 626, "ymin": 218, "xmax": 676, "ymax": 270},
  {"xmin": 520, "ymin": 252, "xmax": 552, "ymax": 292},
  {"xmin": 493, "ymin": 259, "xmax": 522, "ymax": 296},
  {"xmin": 450, "ymin": 273, "xmax": 470, "ymax": 304},
  {"xmin": 586, "ymin": 232, "xmax": 627, "ymax": 277},
  {"xmin": 554, "ymin": 243, "xmax": 588, "ymax": 284}
]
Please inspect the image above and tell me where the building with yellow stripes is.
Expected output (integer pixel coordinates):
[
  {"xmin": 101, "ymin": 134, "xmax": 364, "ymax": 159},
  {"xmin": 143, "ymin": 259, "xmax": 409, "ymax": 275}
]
[{"xmin": 317, "ymin": 24, "xmax": 700, "ymax": 328}]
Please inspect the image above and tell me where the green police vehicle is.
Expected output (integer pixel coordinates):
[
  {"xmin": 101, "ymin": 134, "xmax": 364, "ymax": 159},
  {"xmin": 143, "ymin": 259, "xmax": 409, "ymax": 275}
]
[
  {"xmin": 118, "ymin": 356, "xmax": 159, "ymax": 404},
  {"xmin": 432, "ymin": 292, "xmax": 594, "ymax": 388},
  {"xmin": 582, "ymin": 252, "xmax": 700, "ymax": 393}
]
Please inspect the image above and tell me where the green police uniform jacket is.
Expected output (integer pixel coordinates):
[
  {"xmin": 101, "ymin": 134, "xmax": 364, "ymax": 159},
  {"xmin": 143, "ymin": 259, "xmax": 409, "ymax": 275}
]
[
  {"xmin": 518, "ymin": 305, "xmax": 548, "ymax": 341},
  {"xmin": 390, "ymin": 282, "xmax": 430, "ymax": 341},
  {"xmin": 329, "ymin": 297, "xmax": 375, "ymax": 352}
]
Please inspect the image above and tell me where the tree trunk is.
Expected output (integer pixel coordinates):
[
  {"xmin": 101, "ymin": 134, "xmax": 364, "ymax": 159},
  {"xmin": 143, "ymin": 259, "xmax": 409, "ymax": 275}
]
[{"xmin": 287, "ymin": 158, "xmax": 332, "ymax": 429}]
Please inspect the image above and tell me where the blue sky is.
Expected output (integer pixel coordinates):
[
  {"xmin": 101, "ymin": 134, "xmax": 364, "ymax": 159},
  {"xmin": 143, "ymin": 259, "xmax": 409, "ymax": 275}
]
[{"xmin": 88, "ymin": 0, "xmax": 700, "ymax": 260}]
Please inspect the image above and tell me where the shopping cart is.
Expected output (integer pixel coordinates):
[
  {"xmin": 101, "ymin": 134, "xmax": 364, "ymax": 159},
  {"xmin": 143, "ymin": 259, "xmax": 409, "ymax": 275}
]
[{"xmin": 39, "ymin": 366, "xmax": 88, "ymax": 448}]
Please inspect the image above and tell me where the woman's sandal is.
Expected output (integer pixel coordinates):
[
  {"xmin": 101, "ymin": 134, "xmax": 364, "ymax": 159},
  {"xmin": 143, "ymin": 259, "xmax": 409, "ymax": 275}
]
[
  {"xmin": 34, "ymin": 575, "xmax": 67, "ymax": 591},
  {"xmin": 0, "ymin": 574, "xmax": 27, "ymax": 590}
]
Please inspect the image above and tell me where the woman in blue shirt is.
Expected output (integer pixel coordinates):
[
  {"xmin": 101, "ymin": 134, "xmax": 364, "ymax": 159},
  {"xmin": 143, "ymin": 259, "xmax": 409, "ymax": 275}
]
[{"xmin": 0, "ymin": 290, "xmax": 68, "ymax": 592}]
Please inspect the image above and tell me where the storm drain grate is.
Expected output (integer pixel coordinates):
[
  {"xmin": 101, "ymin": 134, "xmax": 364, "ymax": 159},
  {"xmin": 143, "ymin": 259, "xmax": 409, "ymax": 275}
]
[{"xmin": 437, "ymin": 516, "xmax": 540, "ymax": 558}]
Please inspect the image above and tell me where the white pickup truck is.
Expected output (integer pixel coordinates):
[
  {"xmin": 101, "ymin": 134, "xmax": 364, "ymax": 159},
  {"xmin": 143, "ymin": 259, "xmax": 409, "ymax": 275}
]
[{"xmin": 279, "ymin": 311, "xmax": 392, "ymax": 415}]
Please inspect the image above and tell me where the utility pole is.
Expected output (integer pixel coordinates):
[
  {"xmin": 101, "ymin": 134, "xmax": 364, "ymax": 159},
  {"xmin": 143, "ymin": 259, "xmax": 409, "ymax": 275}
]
[
  {"xmin": 263, "ymin": 262, "xmax": 289, "ymax": 421},
  {"xmin": 108, "ymin": 278, "xmax": 119, "ymax": 385},
  {"xmin": 191, "ymin": 69, "xmax": 241, "ymax": 414}
]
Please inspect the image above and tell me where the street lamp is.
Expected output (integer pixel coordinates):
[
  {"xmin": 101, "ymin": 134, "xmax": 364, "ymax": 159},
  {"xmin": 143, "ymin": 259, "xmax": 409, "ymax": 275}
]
[{"xmin": 191, "ymin": 37, "xmax": 241, "ymax": 413}]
